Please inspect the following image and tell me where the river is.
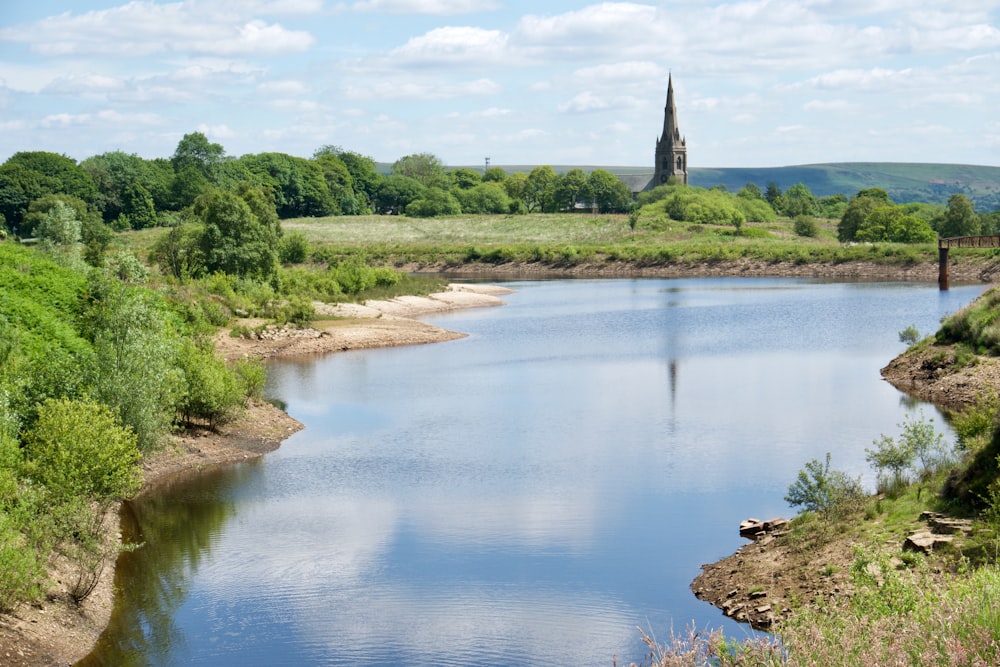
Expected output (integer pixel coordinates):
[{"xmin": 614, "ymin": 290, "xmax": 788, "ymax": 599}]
[{"xmin": 79, "ymin": 278, "xmax": 985, "ymax": 666}]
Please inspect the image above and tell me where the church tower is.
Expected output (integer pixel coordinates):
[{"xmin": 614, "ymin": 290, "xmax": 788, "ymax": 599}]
[{"xmin": 654, "ymin": 74, "xmax": 687, "ymax": 186}]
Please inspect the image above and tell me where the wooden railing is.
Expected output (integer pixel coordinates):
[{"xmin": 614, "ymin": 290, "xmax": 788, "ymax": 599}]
[{"xmin": 938, "ymin": 235, "xmax": 1000, "ymax": 290}]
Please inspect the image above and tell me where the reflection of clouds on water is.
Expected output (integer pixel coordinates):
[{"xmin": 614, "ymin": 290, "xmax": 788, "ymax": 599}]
[
  {"xmin": 293, "ymin": 585, "xmax": 636, "ymax": 666},
  {"xmin": 195, "ymin": 493, "xmax": 639, "ymax": 664},
  {"xmin": 204, "ymin": 495, "xmax": 399, "ymax": 592}
]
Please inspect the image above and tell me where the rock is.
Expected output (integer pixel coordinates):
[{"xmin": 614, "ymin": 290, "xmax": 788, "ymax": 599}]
[
  {"xmin": 763, "ymin": 518, "xmax": 789, "ymax": 533},
  {"xmin": 904, "ymin": 531, "xmax": 954, "ymax": 553},
  {"xmin": 749, "ymin": 590, "xmax": 767, "ymax": 600},
  {"xmin": 739, "ymin": 518, "xmax": 764, "ymax": 539},
  {"xmin": 739, "ymin": 517, "xmax": 789, "ymax": 541}
]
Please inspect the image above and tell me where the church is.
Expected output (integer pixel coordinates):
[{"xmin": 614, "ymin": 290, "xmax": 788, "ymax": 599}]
[{"xmin": 653, "ymin": 74, "xmax": 688, "ymax": 186}]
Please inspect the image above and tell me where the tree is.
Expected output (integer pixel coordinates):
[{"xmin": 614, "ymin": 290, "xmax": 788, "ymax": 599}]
[
  {"xmin": 483, "ymin": 166, "xmax": 507, "ymax": 183},
  {"xmin": 0, "ymin": 163, "xmax": 61, "ymax": 234},
  {"xmin": 80, "ymin": 271, "xmax": 182, "ymax": 451},
  {"xmin": 838, "ymin": 189, "xmax": 892, "ymax": 242},
  {"xmin": 406, "ymin": 188, "xmax": 461, "ymax": 217},
  {"xmin": 524, "ymin": 166, "xmax": 560, "ymax": 213},
  {"xmin": 449, "ymin": 168, "xmax": 482, "ymax": 190},
  {"xmin": 327, "ymin": 149, "xmax": 382, "ymax": 210},
  {"xmin": 36, "ymin": 200, "xmax": 82, "ymax": 265},
  {"xmin": 314, "ymin": 152, "xmax": 356, "ymax": 215},
  {"xmin": 453, "ymin": 182, "xmax": 511, "ymax": 214},
  {"xmin": 937, "ymin": 193, "xmax": 980, "ymax": 238},
  {"xmin": 81, "ymin": 151, "xmax": 170, "ymax": 222},
  {"xmin": 855, "ymin": 205, "xmax": 935, "ymax": 243},
  {"xmin": 556, "ymin": 168, "xmax": 590, "ymax": 211},
  {"xmin": 374, "ymin": 175, "xmax": 426, "ymax": 213},
  {"xmin": 171, "ymin": 131, "xmax": 225, "ymax": 180},
  {"xmin": 4, "ymin": 152, "xmax": 96, "ymax": 204},
  {"xmin": 392, "ymin": 153, "xmax": 449, "ymax": 189},
  {"xmin": 780, "ymin": 183, "xmax": 817, "ymax": 217},
  {"xmin": 194, "ymin": 188, "xmax": 282, "ymax": 281},
  {"xmin": 120, "ymin": 182, "xmax": 157, "ymax": 229},
  {"xmin": 588, "ymin": 169, "xmax": 633, "ymax": 213},
  {"xmin": 239, "ymin": 153, "xmax": 335, "ymax": 218},
  {"xmin": 737, "ymin": 182, "xmax": 764, "ymax": 200},
  {"xmin": 765, "ymin": 181, "xmax": 782, "ymax": 207}
]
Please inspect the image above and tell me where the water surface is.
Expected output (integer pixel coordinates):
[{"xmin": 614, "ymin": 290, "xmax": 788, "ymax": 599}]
[{"xmin": 81, "ymin": 278, "xmax": 985, "ymax": 666}]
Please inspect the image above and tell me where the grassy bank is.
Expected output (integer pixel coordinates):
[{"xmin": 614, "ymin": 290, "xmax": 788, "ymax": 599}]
[{"xmin": 122, "ymin": 212, "xmax": 989, "ymax": 274}]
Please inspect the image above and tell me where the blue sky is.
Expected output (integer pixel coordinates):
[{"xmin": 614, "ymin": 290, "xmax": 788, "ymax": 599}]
[{"xmin": 1, "ymin": 1, "xmax": 998, "ymax": 169}]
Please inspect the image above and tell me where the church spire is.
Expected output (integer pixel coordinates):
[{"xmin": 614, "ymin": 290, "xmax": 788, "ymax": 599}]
[{"xmin": 653, "ymin": 74, "xmax": 687, "ymax": 186}]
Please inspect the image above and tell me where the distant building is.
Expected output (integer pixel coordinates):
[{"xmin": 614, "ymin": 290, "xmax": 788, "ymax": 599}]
[{"xmin": 653, "ymin": 74, "xmax": 687, "ymax": 187}]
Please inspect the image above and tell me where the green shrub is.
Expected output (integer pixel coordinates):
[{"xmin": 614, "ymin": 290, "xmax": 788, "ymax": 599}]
[
  {"xmin": 23, "ymin": 397, "xmax": 142, "ymax": 503},
  {"xmin": 793, "ymin": 215, "xmax": 819, "ymax": 237},
  {"xmin": 279, "ymin": 231, "xmax": 310, "ymax": 264},
  {"xmin": 785, "ymin": 452, "xmax": 864, "ymax": 515},
  {"xmin": 176, "ymin": 340, "xmax": 244, "ymax": 428}
]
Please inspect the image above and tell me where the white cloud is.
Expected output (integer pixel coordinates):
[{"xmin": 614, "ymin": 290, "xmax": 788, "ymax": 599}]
[
  {"xmin": 43, "ymin": 73, "xmax": 126, "ymax": 95},
  {"xmin": 388, "ymin": 26, "xmax": 508, "ymax": 65},
  {"xmin": 0, "ymin": 1, "xmax": 315, "ymax": 57},
  {"xmin": 344, "ymin": 0, "xmax": 500, "ymax": 14},
  {"xmin": 571, "ymin": 61, "xmax": 665, "ymax": 85},
  {"xmin": 197, "ymin": 123, "xmax": 237, "ymax": 139},
  {"xmin": 344, "ymin": 77, "xmax": 500, "ymax": 100},
  {"xmin": 258, "ymin": 80, "xmax": 311, "ymax": 95},
  {"xmin": 802, "ymin": 99, "xmax": 857, "ymax": 112}
]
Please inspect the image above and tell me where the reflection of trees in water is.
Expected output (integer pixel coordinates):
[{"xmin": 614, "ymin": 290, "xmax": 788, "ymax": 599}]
[{"xmin": 76, "ymin": 463, "xmax": 258, "ymax": 666}]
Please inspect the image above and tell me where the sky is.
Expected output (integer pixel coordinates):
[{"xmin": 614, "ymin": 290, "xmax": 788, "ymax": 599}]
[{"xmin": 0, "ymin": 1, "xmax": 998, "ymax": 169}]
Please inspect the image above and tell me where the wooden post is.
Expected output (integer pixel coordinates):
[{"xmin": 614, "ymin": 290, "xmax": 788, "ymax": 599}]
[{"xmin": 938, "ymin": 244, "xmax": 950, "ymax": 291}]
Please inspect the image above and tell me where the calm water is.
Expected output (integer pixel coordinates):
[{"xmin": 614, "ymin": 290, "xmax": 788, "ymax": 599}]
[{"xmin": 80, "ymin": 278, "xmax": 985, "ymax": 667}]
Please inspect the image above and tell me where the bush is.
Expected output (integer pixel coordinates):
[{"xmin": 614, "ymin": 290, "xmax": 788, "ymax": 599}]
[
  {"xmin": 793, "ymin": 215, "xmax": 819, "ymax": 238},
  {"xmin": 279, "ymin": 231, "xmax": 310, "ymax": 264},
  {"xmin": 24, "ymin": 397, "xmax": 142, "ymax": 503},
  {"xmin": 176, "ymin": 340, "xmax": 245, "ymax": 428},
  {"xmin": 785, "ymin": 452, "xmax": 863, "ymax": 515}
]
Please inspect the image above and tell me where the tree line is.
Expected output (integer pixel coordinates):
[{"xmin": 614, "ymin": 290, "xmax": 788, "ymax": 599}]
[{"xmin": 0, "ymin": 134, "xmax": 639, "ymax": 241}]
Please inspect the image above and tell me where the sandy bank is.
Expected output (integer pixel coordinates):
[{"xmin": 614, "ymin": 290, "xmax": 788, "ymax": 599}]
[{"xmin": 0, "ymin": 283, "xmax": 510, "ymax": 667}]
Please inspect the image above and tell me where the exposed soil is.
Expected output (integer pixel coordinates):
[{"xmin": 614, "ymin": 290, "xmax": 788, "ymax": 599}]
[{"xmin": 0, "ymin": 284, "xmax": 510, "ymax": 667}]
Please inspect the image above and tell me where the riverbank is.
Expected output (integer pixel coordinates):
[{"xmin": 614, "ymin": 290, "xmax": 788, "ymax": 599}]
[
  {"xmin": 690, "ymin": 309, "xmax": 1000, "ymax": 633},
  {"xmin": 0, "ymin": 283, "xmax": 511, "ymax": 667}
]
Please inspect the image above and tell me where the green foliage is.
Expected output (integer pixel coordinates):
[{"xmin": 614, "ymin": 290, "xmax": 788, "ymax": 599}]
[
  {"xmin": 453, "ymin": 182, "xmax": 512, "ymax": 214},
  {"xmin": 785, "ymin": 452, "xmax": 863, "ymax": 515},
  {"xmin": 936, "ymin": 193, "xmax": 981, "ymax": 238},
  {"xmin": 24, "ymin": 397, "xmax": 141, "ymax": 503},
  {"xmin": 653, "ymin": 186, "xmax": 747, "ymax": 226},
  {"xmin": 406, "ymin": 188, "xmax": 461, "ymax": 217},
  {"xmin": 238, "ymin": 152, "xmax": 336, "ymax": 218},
  {"xmin": 936, "ymin": 285, "xmax": 1000, "ymax": 353},
  {"xmin": 898, "ymin": 324, "xmax": 920, "ymax": 345},
  {"xmin": 866, "ymin": 411, "xmax": 949, "ymax": 494},
  {"xmin": 392, "ymin": 152, "xmax": 449, "ymax": 189},
  {"xmin": 838, "ymin": 189, "xmax": 892, "ymax": 242},
  {"xmin": 194, "ymin": 187, "xmax": 282, "ymax": 282},
  {"xmin": 279, "ymin": 230, "xmax": 310, "ymax": 264},
  {"xmin": 793, "ymin": 215, "xmax": 819, "ymax": 237},
  {"xmin": 81, "ymin": 271, "xmax": 183, "ymax": 451},
  {"xmin": 176, "ymin": 339, "xmax": 245, "ymax": 428},
  {"xmin": 375, "ymin": 174, "xmax": 426, "ymax": 213},
  {"xmin": 330, "ymin": 259, "xmax": 401, "ymax": 295}
]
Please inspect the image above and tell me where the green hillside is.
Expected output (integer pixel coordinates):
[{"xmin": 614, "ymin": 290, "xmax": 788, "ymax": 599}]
[{"xmin": 691, "ymin": 163, "xmax": 1000, "ymax": 209}]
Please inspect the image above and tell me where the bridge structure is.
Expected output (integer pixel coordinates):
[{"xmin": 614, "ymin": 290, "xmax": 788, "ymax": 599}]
[{"xmin": 938, "ymin": 235, "xmax": 1000, "ymax": 290}]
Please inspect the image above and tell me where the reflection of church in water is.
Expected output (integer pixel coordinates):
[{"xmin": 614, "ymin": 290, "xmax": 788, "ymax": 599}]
[{"xmin": 653, "ymin": 74, "xmax": 688, "ymax": 187}]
